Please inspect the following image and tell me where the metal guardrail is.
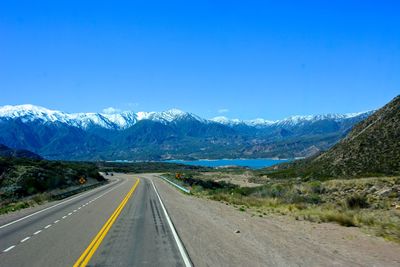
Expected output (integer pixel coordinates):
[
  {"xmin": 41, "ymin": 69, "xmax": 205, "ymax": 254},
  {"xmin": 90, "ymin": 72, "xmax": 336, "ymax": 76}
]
[
  {"xmin": 160, "ymin": 176, "xmax": 191, "ymax": 194},
  {"xmin": 51, "ymin": 181, "xmax": 108, "ymax": 200}
]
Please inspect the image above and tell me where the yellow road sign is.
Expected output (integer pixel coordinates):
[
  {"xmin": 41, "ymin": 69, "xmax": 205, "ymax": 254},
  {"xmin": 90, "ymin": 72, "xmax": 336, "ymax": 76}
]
[{"xmin": 79, "ymin": 177, "xmax": 86, "ymax": 184}]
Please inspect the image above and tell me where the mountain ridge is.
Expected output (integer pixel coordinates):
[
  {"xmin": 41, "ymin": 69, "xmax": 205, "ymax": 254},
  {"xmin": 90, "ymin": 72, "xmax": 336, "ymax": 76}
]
[
  {"xmin": 0, "ymin": 104, "xmax": 373, "ymax": 129},
  {"xmin": 0, "ymin": 104, "xmax": 375, "ymax": 161},
  {"xmin": 0, "ymin": 144, "xmax": 42, "ymax": 160},
  {"xmin": 268, "ymin": 95, "xmax": 400, "ymax": 178}
]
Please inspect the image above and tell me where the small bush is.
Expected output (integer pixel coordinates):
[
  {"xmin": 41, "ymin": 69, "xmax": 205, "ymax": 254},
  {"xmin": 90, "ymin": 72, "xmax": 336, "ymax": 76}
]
[
  {"xmin": 321, "ymin": 212, "xmax": 356, "ymax": 227},
  {"xmin": 346, "ymin": 194, "xmax": 369, "ymax": 209},
  {"xmin": 308, "ymin": 181, "xmax": 323, "ymax": 194},
  {"xmin": 32, "ymin": 193, "xmax": 49, "ymax": 204},
  {"xmin": 294, "ymin": 203, "xmax": 307, "ymax": 210},
  {"xmin": 0, "ymin": 201, "xmax": 31, "ymax": 214}
]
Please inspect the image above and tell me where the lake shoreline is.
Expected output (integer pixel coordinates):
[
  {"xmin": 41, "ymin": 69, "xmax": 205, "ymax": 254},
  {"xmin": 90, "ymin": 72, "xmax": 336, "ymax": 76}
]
[{"xmin": 164, "ymin": 158, "xmax": 290, "ymax": 169}]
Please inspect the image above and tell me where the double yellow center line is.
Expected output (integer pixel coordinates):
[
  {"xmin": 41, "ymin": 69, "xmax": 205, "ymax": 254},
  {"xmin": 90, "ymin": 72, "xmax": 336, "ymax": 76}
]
[{"xmin": 73, "ymin": 178, "xmax": 140, "ymax": 267}]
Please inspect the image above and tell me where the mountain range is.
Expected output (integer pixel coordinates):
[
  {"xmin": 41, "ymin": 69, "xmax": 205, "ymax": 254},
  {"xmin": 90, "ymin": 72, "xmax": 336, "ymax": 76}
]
[
  {"xmin": 0, "ymin": 104, "xmax": 373, "ymax": 161},
  {"xmin": 269, "ymin": 95, "xmax": 400, "ymax": 178}
]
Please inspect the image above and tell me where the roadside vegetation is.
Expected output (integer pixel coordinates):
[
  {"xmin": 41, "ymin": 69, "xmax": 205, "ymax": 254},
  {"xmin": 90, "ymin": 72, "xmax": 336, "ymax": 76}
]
[
  {"xmin": 97, "ymin": 161, "xmax": 212, "ymax": 173},
  {"xmin": 0, "ymin": 157, "xmax": 106, "ymax": 214},
  {"xmin": 165, "ymin": 171, "xmax": 400, "ymax": 243}
]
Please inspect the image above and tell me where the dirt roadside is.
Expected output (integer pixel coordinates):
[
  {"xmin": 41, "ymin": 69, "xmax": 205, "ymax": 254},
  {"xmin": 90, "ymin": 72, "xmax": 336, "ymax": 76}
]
[
  {"xmin": 142, "ymin": 173, "xmax": 400, "ymax": 267},
  {"xmin": 199, "ymin": 171, "xmax": 263, "ymax": 187}
]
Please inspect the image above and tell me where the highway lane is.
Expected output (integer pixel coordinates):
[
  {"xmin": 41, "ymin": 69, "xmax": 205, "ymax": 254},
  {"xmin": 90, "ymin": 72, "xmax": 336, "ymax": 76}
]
[
  {"xmin": 88, "ymin": 177, "xmax": 190, "ymax": 267},
  {"xmin": 0, "ymin": 177, "xmax": 124, "ymax": 234},
  {"xmin": 0, "ymin": 173, "xmax": 190, "ymax": 267}
]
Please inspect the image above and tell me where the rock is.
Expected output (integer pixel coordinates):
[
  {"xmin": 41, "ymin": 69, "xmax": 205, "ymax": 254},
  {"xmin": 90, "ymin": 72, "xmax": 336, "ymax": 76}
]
[
  {"xmin": 376, "ymin": 188, "xmax": 392, "ymax": 197},
  {"xmin": 235, "ymin": 230, "xmax": 241, "ymax": 234},
  {"xmin": 367, "ymin": 186, "xmax": 377, "ymax": 193}
]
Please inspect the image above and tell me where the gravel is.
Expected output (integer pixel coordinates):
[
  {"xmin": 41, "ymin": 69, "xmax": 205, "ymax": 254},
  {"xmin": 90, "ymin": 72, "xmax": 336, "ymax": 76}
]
[{"xmin": 144, "ymin": 173, "xmax": 400, "ymax": 267}]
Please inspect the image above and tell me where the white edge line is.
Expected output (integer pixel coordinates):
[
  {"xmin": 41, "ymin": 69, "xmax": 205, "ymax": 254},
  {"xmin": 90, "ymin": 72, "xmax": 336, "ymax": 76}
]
[
  {"xmin": 0, "ymin": 179, "xmax": 121, "ymax": 230},
  {"xmin": 151, "ymin": 180, "xmax": 192, "ymax": 267},
  {"xmin": 3, "ymin": 245, "xmax": 15, "ymax": 252},
  {"xmin": 160, "ymin": 176, "xmax": 191, "ymax": 194}
]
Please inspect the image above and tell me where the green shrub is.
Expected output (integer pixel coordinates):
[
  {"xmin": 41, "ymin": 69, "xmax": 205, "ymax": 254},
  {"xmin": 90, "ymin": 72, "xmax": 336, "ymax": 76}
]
[
  {"xmin": 308, "ymin": 181, "xmax": 323, "ymax": 193},
  {"xmin": 321, "ymin": 212, "xmax": 356, "ymax": 227},
  {"xmin": 346, "ymin": 194, "xmax": 369, "ymax": 209}
]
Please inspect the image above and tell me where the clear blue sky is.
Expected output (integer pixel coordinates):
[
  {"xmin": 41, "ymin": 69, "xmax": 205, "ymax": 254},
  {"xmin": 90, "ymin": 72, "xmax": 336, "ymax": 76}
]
[{"xmin": 0, "ymin": 1, "xmax": 399, "ymax": 120}]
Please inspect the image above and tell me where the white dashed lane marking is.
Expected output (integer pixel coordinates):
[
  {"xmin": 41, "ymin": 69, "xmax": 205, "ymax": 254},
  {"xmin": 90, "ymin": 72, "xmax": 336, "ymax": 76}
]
[
  {"xmin": 3, "ymin": 246, "xmax": 15, "ymax": 253},
  {"xmin": 1, "ymin": 197, "xmax": 98, "ymax": 254},
  {"xmin": 20, "ymin": 237, "xmax": 30, "ymax": 243},
  {"xmin": 1, "ymin": 198, "xmax": 101, "ymax": 254},
  {"xmin": 1, "ymin": 178, "xmax": 127, "ymax": 255}
]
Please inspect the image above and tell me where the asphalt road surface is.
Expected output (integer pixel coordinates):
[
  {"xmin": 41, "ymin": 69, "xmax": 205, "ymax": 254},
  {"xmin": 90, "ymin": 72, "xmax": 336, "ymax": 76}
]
[
  {"xmin": 0, "ymin": 174, "xmax": 191, "ymax": 267},
  {"xmin": 3, "ymin": 173, "xmax": 398, "ymax": 267}
]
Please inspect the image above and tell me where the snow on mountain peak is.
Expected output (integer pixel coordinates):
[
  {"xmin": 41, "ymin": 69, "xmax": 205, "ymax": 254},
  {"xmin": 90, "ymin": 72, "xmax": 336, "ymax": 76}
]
[
  {"xmin": 275, "ymin": 111, "xmax": 373, "ymax": 126},
  {"xmin": 0, "ymin": 104, "xmax": 373, "ymax": 130},
  {"xmin": 165, "ymin": 108, "xmax": 186, "ymax": 116},
  {"xmin": 156, "ymin": 108, "xmax": 187, "ymax": 121},
  {"xmin": 212, "ymin": 116, "xmax": 242, "ymax": 125},
  {"xmin": 211, "ymin": 111, "xmax": 373, "ymax": 127},
  {"xmin": 0, "ymin": 105, "xmax": 205, "ymax": 129},
  {"xmin": 0, "ymin": 104, "xmax": 70, "ymax": 124},
  {"xmin": 0, "ymin": 104, "xmax": 136, "ymax": 129},
  {"xmin": 138, "ymin": 108, "xmax": 204, "ymax": 123},
  {"xmin": 0, "ymin": 104, "xmax": 55, "ymax": 116}
]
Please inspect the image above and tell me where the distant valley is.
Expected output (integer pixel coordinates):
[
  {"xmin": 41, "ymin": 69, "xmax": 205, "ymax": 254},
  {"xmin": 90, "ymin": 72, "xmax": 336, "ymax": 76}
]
[{"xmin": 0, "ymin": 104, "xmax": 373, "ymax": 161}]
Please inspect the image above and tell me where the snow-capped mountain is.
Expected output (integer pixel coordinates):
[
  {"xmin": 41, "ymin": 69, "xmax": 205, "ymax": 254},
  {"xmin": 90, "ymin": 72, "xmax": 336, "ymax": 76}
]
[
  {"xmin": 136, "ymin": 109, "xmax": 206, "ymax": 124},
  {"xmin": 0, "ymin": 105, "xmax": 204, "ymax": 130},
  {"xmin": 212, "ymin": 116, "xmax": 275, "ymax": 127},
  {"xmin": 0, "ymin": 104, "xmax": 372, "ymax": 130},
  {"xmin": 211, "ymin": 111, "xmax": 373, "ymax": 127},
  {"xmin": 0, "ymin": 104, "xmax": 375, "ymax": 161}
]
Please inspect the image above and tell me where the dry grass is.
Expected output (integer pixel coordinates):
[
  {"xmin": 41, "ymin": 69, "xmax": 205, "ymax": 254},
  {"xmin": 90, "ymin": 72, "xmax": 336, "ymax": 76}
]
[{"xmin": 201, "ymin": 176, "xmax": 400, "ymax": 242}]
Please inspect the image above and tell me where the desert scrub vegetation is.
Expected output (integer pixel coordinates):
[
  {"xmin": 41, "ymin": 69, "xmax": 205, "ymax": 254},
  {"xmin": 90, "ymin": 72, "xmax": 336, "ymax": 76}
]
[
  {"xmin": 163, "ymin": 172, "xmax": 238, "ymax": 195},
  {"xmin": 0, "ymin": 157, "xmax": 106, "ymax": 214},
  {"xmin": 181, "ymin": 173, "xmax": 400, "ymax": 242},
  {"xmin": 98, "ymin": 161, "xmax": 212, "ymax": 174}
]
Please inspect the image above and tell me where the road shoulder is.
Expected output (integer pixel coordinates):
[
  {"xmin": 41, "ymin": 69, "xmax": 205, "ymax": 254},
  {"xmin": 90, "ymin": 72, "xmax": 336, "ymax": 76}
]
[{"xmin": 145, "ymin": 173, "xmax": 400, "ymax": 267}]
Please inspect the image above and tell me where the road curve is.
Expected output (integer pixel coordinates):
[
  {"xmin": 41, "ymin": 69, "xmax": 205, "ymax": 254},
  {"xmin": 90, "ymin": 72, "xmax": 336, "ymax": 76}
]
[{"xmin": 0, "ymin": 173, "xmax": 190, "ymax": 267}]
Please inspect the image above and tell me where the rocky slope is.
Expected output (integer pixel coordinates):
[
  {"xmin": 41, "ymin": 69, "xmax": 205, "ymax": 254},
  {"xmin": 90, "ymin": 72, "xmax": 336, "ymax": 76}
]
[{"xmin": 270, "ymin": 95, "xmax": 400, "ymax": 178}]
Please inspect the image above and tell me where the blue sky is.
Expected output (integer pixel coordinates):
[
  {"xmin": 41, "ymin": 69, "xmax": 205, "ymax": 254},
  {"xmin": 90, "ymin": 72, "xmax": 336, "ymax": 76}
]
[{"xmin": 0, "ymin": 1, "xmax": 399, "ymax": 120}]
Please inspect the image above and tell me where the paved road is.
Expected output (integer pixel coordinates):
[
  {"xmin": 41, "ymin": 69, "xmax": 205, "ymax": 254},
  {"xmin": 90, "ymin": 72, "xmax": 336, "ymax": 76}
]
[{"xmin": 0, "ymin": 174, "xmax": 190, "ymax": 267}]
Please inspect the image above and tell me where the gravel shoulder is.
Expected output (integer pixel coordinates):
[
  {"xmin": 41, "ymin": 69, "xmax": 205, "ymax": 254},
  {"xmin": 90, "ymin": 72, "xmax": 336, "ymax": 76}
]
[{"xmin": 143, "ymin": 173, "xmax": 400, "ymax": 267}]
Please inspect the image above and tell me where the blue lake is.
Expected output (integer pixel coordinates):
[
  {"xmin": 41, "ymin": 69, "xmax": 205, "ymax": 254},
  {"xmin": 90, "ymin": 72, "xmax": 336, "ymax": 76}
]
[{"xmin": 165, "ymin": 158, "xmax": 289, "ymax": 169}]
